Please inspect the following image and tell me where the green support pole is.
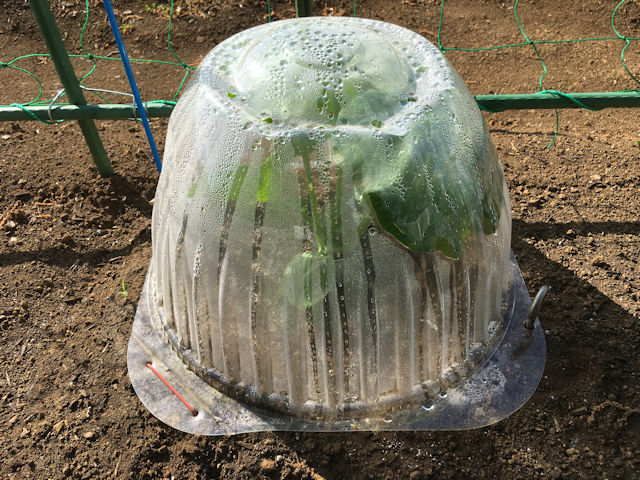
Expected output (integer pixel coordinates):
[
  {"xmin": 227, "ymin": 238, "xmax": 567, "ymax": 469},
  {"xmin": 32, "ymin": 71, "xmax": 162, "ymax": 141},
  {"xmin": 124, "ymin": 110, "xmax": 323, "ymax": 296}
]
[
  {"xmin": 29, "ymin": 0, "xmax": 114, "ymax": 177},
  {"xmin": 2, "ymin": 91, "xmax": 640, "ymax": 122},
  {"xmin": 474, "ymin": 91, "xmax": 640, "ymax": 112},
  {"xmin": 295, "ymin": 0, "xmax": 313, "ymax": 17},
  {"xmin": 0, "ymin": 103, "xmax": 175, "ymax": 122}
]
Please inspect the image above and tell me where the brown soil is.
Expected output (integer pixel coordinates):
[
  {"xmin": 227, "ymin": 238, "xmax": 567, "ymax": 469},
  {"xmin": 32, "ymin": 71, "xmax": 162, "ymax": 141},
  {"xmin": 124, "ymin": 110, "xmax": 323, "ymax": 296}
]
[{"xmin": 1, "ymin": 1, "xmax": 639, "ymax": 478}]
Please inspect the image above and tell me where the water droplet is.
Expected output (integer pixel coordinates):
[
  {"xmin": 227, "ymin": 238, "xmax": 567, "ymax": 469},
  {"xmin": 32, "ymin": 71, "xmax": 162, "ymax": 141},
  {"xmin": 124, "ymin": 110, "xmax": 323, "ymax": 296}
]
[{"xmin": 421, "ymin": 400, "xmax": 435, "ymax": 411}]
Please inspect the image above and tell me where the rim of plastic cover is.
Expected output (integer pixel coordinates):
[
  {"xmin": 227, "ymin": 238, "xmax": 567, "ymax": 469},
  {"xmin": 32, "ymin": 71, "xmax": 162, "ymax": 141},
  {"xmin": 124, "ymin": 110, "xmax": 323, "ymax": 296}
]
[{"xmin": 128, "ymin": 252, "xmax": 545, "ymax": 434}]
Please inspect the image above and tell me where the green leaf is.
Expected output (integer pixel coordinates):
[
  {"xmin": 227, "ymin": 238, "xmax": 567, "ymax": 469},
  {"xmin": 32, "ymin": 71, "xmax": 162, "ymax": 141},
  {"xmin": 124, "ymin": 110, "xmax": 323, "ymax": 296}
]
[
  {"xmin": 228, "ymin": 165, "xmax": 249, "ymax": 202},
  {"xmin": 283, "ymin": 252, "xmax": 331, "ymax": 308},
  {"xmin": 332, "ymin": 106, "xmax": 503, "ymax": 258},
  {"xmin": 343, "ymin": 79, "xmax": 357, "ymax": 100},
  {"xmin": 256, "ymin": 155, "xmax": 273, "ymax": 203},
  {"xmin": 187, "ymin": 179, "xmax": 198, "ymax": 198},
  {"xmin": 325, "ymin": 89, "xmax": 341, "ymax": 121},
  {"xmin": 292, "ymin": 134, "xmax": 328, "ymax": 254}
]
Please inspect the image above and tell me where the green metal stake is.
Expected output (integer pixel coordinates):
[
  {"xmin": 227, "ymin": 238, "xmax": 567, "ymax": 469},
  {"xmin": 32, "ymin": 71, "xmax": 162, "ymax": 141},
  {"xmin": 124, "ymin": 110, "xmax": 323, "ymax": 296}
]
[
  {"xmin": 29, "ymin": 0, "xmax": 113, "ymax": 177},
  {"xmin": 3, "ymin": 91, "xmax": 640, "ymax": 122},
  {"xmin": 295, "ymin": 0, "xmax": 313, "ymax": 17}
]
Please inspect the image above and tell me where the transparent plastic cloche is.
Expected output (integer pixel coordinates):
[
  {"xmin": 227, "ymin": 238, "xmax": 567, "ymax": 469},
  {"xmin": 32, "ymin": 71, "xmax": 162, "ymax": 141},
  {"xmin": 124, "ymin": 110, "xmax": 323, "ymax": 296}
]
[{"xmin": 150, "ymin": 17, "xmax": 512, "ymax": 420}]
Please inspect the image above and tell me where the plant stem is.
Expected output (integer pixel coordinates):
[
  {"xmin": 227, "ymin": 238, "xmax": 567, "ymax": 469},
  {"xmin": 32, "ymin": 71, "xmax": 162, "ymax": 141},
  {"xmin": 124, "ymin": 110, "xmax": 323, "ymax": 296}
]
[
  {"xmin": 330, "ymin": 164, "xmax": 350, "ymax": 399},
  {"xmin": 295, "ymin": 0, "xmax": 313, "ymax": 17},
  {"xmin": 250, "ymin": 202, "xmax": 271, "ymax": 391},
  {"xmin": 249, "ymin": 156, "xmax": 273, "ymax": 392},
  {"xmin": 297, "ymin": 167, "xmax": 321, "ymax": 398},
  {"xmin": 299, "ymin": 147, "xmax": 337, "ymax": 403},
  {"xmin": 300, "ymin": 153, "xmax": 327, "ymax": 256}
]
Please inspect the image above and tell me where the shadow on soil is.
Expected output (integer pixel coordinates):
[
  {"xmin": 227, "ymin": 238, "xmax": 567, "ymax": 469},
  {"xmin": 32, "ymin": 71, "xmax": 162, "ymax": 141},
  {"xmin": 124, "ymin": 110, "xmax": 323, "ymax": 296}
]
[{"xmin": 269, "ymin": 218, "xmax": 640, "ymax": 479}]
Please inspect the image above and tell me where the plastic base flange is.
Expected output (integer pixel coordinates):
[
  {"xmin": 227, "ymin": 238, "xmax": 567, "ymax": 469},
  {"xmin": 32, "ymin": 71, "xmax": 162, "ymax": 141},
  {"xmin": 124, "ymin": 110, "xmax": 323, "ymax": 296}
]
[{"xmin": 127, "ymin": 252, "xmax": 546, "ymax": 434}]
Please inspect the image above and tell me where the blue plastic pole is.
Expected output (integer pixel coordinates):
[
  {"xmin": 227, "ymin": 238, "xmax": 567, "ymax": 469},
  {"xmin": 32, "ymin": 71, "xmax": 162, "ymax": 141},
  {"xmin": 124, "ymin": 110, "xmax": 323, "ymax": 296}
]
[{"xmin": 102, "ymin": 0, "xmax": 163, "ymax": 173}]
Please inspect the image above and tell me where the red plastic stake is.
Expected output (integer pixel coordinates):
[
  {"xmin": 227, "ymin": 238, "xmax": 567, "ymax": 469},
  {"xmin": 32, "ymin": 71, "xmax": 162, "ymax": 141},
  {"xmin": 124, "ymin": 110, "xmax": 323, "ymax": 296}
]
[{"xmin": 145, "ymin": 363, "xmax": 198, "ymax": 417}]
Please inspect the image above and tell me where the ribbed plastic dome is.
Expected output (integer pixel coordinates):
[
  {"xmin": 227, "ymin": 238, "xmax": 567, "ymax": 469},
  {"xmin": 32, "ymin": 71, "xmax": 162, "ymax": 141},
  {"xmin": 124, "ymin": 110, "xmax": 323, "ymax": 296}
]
[{"xmin": 150, "ymin": 17, "xmax": 512, "ymax": 419}]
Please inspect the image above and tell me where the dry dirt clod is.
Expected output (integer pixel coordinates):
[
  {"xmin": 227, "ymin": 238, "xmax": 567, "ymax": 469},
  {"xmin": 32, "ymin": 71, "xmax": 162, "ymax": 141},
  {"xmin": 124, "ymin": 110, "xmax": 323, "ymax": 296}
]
[
  {"xmin": 260, "ymin": 459, "xmax": 277, "ymax": 472},
  {"xmin": 83, "ymin": 431, "xmax": 95, "ymax": 439}
]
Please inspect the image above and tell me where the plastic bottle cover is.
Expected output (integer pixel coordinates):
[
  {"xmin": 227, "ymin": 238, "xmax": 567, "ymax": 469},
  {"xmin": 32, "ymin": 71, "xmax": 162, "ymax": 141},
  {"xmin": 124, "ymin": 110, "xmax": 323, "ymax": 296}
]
[{"xmin": 129, "ymin": 17, "xmax": 545, "ymax": 434}]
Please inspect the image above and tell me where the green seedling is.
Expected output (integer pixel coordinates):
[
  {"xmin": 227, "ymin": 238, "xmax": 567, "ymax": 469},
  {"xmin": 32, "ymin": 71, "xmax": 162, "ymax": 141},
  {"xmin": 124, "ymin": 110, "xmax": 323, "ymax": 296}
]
[
  {"xmin": 120, "ymin": 22, "xmax": 135, "ymax": 35},
  {"xmin": 144, "ymin": 2, "xmax": 169, "ymax": 15},
  {"xmin": 118, "ymin": 280, "xmax": 128, "ymax": 303}
]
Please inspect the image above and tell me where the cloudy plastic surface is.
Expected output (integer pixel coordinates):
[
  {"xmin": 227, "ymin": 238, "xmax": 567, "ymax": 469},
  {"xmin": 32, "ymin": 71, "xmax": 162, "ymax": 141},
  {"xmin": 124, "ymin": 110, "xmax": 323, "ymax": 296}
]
[{"xmin": 150, "ymin": 17, "xmax": 512, "ymax": 419}]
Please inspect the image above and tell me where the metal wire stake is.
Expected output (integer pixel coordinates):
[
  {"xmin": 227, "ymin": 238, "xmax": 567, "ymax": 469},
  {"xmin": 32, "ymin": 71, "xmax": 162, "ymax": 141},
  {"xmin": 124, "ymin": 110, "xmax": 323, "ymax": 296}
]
[
  {"xmin": 524, "ymin": 285, "xmax": 549, "ymax": 330},
  {"xmin": 47, "ymin": 88, "xmax": 65, "ymax": 123},
  {"xmin": 79, "ymin": 86, "xmax": 145, "ymax": 121}
]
